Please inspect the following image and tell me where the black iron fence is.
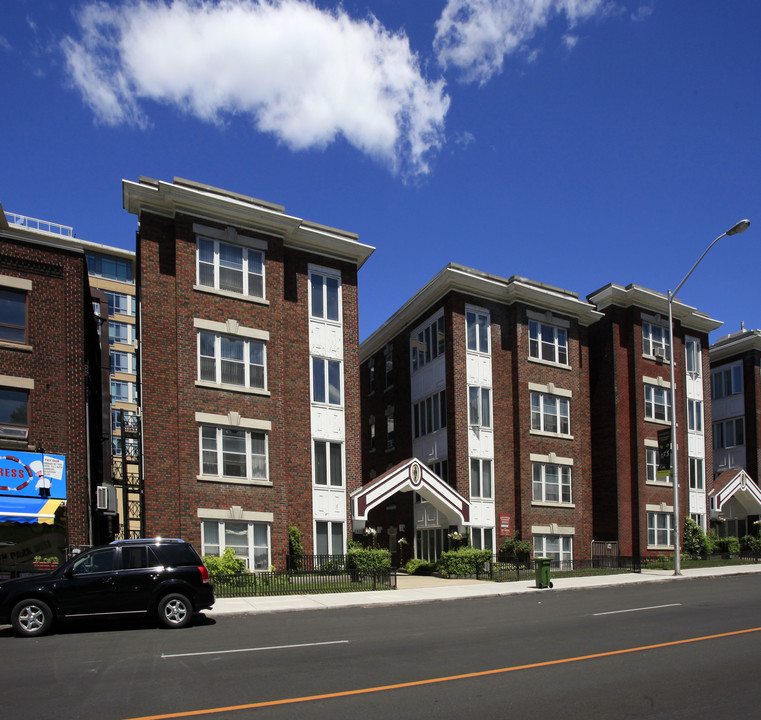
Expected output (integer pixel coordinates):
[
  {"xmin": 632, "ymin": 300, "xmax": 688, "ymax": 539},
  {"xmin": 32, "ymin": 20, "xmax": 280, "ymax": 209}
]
[{"xmin": 488, "ymin": 555, "xmax": 641, "ymax": 583}]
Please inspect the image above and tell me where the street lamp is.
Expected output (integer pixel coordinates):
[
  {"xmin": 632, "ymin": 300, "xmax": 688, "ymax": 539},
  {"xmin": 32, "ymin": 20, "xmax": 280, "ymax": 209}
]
[{"xmin": 667, "ymin": 219, "xmax": 750, "ymax": 575}]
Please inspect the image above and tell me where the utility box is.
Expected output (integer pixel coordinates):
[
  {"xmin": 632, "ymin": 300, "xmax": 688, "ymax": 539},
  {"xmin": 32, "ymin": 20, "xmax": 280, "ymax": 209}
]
[{"xmin": 535, "ymin": 557, "xmax": 553, "ymax": 588}]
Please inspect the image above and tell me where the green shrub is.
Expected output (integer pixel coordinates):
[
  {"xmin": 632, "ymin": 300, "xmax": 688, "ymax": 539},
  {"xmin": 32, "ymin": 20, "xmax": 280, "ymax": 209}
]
[
  {"xmin": 714, "ymin": 536, "xmax": 741, "ymax": 555},
  {"xmin": 705, "ymin": 530, "xmax": 717, "ymax": 556},
  {"xmin": 740, "ymin": 534, "xmax": 761, "ymax": 554},
  {"xmin": 499, "ymin": 537, "xmax": 532, "ymax": 559},
  {"xmin": 404, "ymin": 558, "xmax": 436, "ymax": 575},
  {"xmin": 288, "ymin": 526, "xmax": 305, "ymax": 556},
  {"xmin": 203, "ymin": 547, "xmax": 247, "ymax": 574},
  {"xmin": 682, "ymin": 517, "xmax": 708, "ymax": 558},
  {"xmin": 437, "ymin": 547, "xmax": 492, "ymax": 577},
  {"xmin": 347, "ymin": 547, "xmax": 391, "ymax": 573}
]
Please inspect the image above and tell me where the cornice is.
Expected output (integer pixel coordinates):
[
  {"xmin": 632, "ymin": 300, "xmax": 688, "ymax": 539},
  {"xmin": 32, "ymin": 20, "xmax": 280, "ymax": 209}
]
[{"xmin": 709, "ymin": 329, "xmax": 761, "ymax": 364}]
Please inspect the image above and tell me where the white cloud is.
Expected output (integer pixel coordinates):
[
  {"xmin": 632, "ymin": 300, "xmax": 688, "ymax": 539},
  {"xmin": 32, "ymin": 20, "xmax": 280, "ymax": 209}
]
[
  {"xmin": 434, "ymin": 0, "xmax": 610, "ymax": 84},
  {"xmin": 0, "ymin": 35, "xmax": 11, "ymax": 52},
  {"xmin": 61, "ymin": 0, "xmax": 450, "ymax": 177}
]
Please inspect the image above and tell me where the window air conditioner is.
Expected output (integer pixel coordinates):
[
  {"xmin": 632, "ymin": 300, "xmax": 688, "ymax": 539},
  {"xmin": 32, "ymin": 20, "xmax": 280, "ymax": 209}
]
[
  {"xmin": 96, "ymin": 485, "xmax": 117, "ymax": 513},
  {"xmin": 653, "ymin": 347, "xmax": 666, "ymax": 359}
]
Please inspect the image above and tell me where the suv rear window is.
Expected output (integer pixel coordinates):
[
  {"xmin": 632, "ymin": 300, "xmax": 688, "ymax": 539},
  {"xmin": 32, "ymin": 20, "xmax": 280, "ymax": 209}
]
[
  {"xmin": 121, "ymin": 545, "xmax": 161, "ymax": 570},
  {"xmin": 153, "ymin": 543, "xmax": 202, "ymax": 567}
]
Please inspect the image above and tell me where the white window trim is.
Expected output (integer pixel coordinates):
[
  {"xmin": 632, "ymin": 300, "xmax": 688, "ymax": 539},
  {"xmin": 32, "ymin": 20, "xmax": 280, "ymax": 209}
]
[
  {"xmin": 312, "ymin": 439, "xmax": 345, "ymax": 488},
  {"xmin": 531, "ymin": 460, "xmax": 574, "ymax": 507},
  {"xmin": 530, "ymin": 388, "xmax": 572, "ymax": 439},
  {"xmin": 465, "ymin": 305, "xmax": 490, "ymax": 355},
  {"xmin": 527, "ymin": 311, "xmax": 570, "ymax": 368},
  {"xmin": 309, "ymin": 264, "xmax": 342, "ymax": 325},
  {"xmin": 645, "ymin": 442, "xmax": 672, "ymax": 486},
  {"xmin": 311, "ymin": 357, "xmax": 343, "ymax": 407},
  {"xmin": 643, "ymin": 378, "xmax": 672, "ymax": 424}
]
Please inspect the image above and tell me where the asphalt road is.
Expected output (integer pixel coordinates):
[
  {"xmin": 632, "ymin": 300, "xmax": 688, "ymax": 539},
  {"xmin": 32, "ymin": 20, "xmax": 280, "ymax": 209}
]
[{"xmin": 2, "ymin": 574, "xmax": 760, "ymax": 719}]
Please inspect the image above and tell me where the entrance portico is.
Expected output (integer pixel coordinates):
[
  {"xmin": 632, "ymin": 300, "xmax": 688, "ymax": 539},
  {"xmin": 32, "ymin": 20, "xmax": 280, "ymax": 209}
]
[{"xmin": 710, "ymin": 469, "xmax": 761, "ymax": 538}]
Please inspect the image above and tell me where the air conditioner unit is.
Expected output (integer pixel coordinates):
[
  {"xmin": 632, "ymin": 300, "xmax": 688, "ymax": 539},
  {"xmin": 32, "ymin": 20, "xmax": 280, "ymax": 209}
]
[
  {"xmin": 96, "ymin": 485, "xmax": 117, "ymax": 513},
  {"xmin": 653, "ymin": 347, "xmax": 666, "ymax": 359}
]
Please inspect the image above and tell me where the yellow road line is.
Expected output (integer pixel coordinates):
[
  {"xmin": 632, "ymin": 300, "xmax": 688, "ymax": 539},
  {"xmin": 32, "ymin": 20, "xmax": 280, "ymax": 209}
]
[{"xmin": 124, "ymin": 626, "xmax": 761, "ymax": 720}]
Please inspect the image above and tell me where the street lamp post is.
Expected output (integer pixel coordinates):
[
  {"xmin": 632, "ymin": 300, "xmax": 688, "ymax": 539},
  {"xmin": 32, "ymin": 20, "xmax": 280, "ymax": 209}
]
[{"xmin": 667, "ymin": 219, "xmax": 750, "ymax": 576}]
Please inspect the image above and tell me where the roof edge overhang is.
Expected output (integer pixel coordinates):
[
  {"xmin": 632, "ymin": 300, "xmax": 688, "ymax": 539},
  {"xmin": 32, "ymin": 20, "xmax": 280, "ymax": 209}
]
[
  {"xmin": 710, "ymin": 329, "xmax": 761, "ymax": 364},
  {"xmin": 588, "ymin": 283, "xmax": 722, "ymax": 334},
  {"xmin": 711, "ymin": 469, "xmax": 761, "ymax": 515},
  {"xmin": 360, "ymin": 263, "xmax": 603, "ymax": 361},
  {"xmin": 122, "ymin": 177, "xmax": 374, "ymax": 269}
]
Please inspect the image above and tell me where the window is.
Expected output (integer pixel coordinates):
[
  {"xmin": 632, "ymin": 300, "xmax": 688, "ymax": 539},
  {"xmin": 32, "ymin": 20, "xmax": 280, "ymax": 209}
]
[
  {"xmin": 685, "ymin": 337, "xmax": 701, "ymax": 376},
  {"xmin": 368, "ymin": 359, "xmax": 375, "ymax": 393},
  {"xmin": 384, "ymin": 348, "xmax": 394, "ymax": 389},
  {"xmin": 646, "ymin": 447, "xmax": 670, "ymax": 484},
  {"xmin": 112, "ymin": 436, "xmax": 139, "ymax": 459},
  {"xmin": 529, "ymin": 320, "xmax": 568, "ymax": 365},
  {"xmin": 468, "ymin": 387, "xmax": 492, "ymax": 428},
  {"xmin": 202, "ymin": 520, "xmax": 270, "ymax": 570},
  {"xmin": 111, "ymin": 380, "xmax": 135, "ymax": 403},
  {"xmin": 466, "ymin": 309, "xmax": 489, "ymax": 353},
  {"xmin": 310, "ymin": 270, "xmax": 340, "ymax": 321},
  {"xmin": 197, "ymin": 236, "xmax": 265, "ymax": 298},
  {"xmin": 198, "ymin": 331, "xmax": 266, "ymax": 390},
  {"xmin": 413, "ymin": 390, "xmax": 447, "ymax": 438},
  {"xmin": 713, "ymin": 418, "xmax": 744, "ymax": 450},
  {"xmin": 644, "ymin": 385, "xmax": 671, "ymax": 422},
  {"xmin": 470, "ymin": 458, "xmax": 493, "ymax": 499},
  {"xmin": 111, "ymin": 409, "xmax": 137, "ymax": 433},
  {"xmin": 314, "ymin": 441, "xmax": 343, "ymax": 487},
  {"xmin": 531, "ymin": 392, "xmax": 570, "ymax": 435},
  {"xmin": 643, "ymin": 321, "xmax": 670, "ymax": 359},
  {"xmin": 690, "ymin": 513, "xmax": 705, "ymax": 531},
  {"xmin": 0, "ymin": 387, "xmax": 29, "ymax": 440},
  {"xmin": 689, "ymin": 457, "xmax": 704, "ymax": 490},
  {"xmin": 427, "ymin": 459, "xmax": 449, "ymax": 484},
  {"xmin": 471, "ymin": 527, "xmax": 494, "ymax": 551},
  {"xmin": 687, "ymin": 399, "xmax": 703, "ymax": 432},
  {"xmin": 315, "ymin": 521, "xmax": 344, "ymax": 556},
  {"xmin": 412, "ymin": 315, "xmax": 446, "ymax": 371},
  {"xmin": 712, "ymin": 365, "xmax": 743, "ymax": 400},
  {"xmin": 369, "ymin": 416, "xmax": 376, "ymax": 451},
  {"xmin": 110, "ymin": 350, "xmax": 133, "ymax": 374},
  {"xmin": 647, "ymin": 512, "xmax": 673, "ymax": 547},
  {"xmin": 0, "ymin": 289, "xmax": 26, "ymax": 343},
  {"xmin": 312, "ymin": 358, "xmax": 341, "ymax": 405},
  {"xmin": 532, "ymin": 464, "xmax": 571, "ymax": 504},
  {"xmin": 386, "ymin": 409, "xmax": 395, "ymax": 449},
  {"xmin": 109, "ymin": 321, "xmax": 133, "ymax": 346},
  {"xmin": 86, "ymin": 252, "xmax": 133, "ymax": 282},
  {"xmin": 104, "ymin": 290, "xmax": 135, "ymax": 317},
  {"xmin": 200, "ymin": 426, "xmax": 268, "ymax": 481},
  {"xmin": 534, "ymin": 535, "xmax": 572, "ymax": 564}
]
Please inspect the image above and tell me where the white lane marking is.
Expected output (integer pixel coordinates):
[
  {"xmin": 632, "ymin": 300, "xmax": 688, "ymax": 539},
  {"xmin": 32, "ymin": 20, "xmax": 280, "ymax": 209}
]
[
  {"xmin": 594, "ymin": 603, "xmax": 681, "ymax": 616},
  {"xmin": 162, "ymin": 640, "xmax": 349, "ymax": 659}
]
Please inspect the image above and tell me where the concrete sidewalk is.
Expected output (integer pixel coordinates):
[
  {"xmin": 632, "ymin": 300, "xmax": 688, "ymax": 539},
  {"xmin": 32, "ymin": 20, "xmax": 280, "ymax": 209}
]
[{"xmin": 204, "ymin": 563, "xmax": 761, "ymax": 618}]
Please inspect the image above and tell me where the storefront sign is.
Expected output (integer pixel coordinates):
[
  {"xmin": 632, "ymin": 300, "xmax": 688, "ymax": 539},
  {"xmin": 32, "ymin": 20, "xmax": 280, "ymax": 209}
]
[{"xmin": 499, "ymin": 513, "xmax": 512, "ymax": 537}]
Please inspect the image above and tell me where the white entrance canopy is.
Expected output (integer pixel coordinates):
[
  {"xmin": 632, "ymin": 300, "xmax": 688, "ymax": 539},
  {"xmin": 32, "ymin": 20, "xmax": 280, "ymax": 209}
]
[
  {"xmin": 710, "ymin": 469, "xmax": 761, "ymax": 518},
  {"xmin": 350, "ymin": 458, "xmax": 470, "ymax": 533}
]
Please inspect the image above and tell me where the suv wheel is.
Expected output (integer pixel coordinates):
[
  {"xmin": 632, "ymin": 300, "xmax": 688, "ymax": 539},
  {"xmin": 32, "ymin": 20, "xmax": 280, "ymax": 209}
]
[
  {"xmin": 158, "ymin": 592, "xmax": 192, "ymax": 629},
  {"xmin": 12, "ymin": 599, "xmax": 54, "ymax": 637}
]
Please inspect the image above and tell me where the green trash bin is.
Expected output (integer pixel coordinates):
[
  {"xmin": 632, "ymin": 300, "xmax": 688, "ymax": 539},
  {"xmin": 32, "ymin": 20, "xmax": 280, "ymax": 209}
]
[{"xmin": 535, "ymin": 557, "xmax": 553, "ymax": 589}]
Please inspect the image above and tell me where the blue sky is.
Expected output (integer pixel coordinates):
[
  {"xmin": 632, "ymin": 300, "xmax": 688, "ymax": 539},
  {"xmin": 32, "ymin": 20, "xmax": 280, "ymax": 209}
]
[{"xmin": 2, "ymin": 0, "xmax": 759, "ymax": 342}]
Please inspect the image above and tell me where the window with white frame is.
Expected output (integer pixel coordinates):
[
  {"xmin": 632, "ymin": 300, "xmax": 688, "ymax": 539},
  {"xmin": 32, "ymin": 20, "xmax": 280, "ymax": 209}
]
[
  {"xmin": 685, "ymin": 337, "xmax": 701, "ymax": 376},
  {"xmin": 532, "ymin": 464, "xmax": 572, "ymax": 504},
  {"xmin": 110, "ymin": 350, "xmax": 133, "ymax": 374},
  {"xmin": 413, "ymin": 389, "xmax": 447, "ymax": 438},
  {"xmin": 644, "ymin": 384, "xmax": 671, "ymax": 422},
  {"xmin": 690, "ymin": 513, "xmax": 705, "ymax": 531},
  {"xmin": 384, "ymin": 347, "xmax": 394, "ymax": 388},
  {"xmin": 712, "ymin": 365, "xmax": 743, "ymax": 400},
  {"xmin": 687, "ymin": 399, "xmax": 703, "ymax": 432},
  {"xmin": 470, "ymin": 527, "xmax": 494, "ymax": 551},
  {"xmin": 534, "ymin": 535, "xmax": 572, "ymax": 564},
  {"xmin": 646, "ymin": 447, "xmax": 670, "ymax": 484},
  {"xmin": 713, "ymin": 418, "xmax": 744, "ymax": 450},
  {"xmin": 310, "ymin": 269, "xmax": 340, "ymax": 322},
  {"xmin": 412, "ymin": 315, "xmax": 445, "ymax": 371},
  {"xmin": 314, "ymin": 440, "xmax": 343, "ymax": 486},
  {"xmin": 315, "ymin": 521, "xmax": 344, "ymax": 556},
  {"xmin": 0, "ymin": 387, "xmax": 29, "ymax": 440},
  {"xmin": 197, "ymin": 236, "xmax": 265, "ymax": 298},
  {"xmin": 468, "ymin": 386, "xmax": 491, "ymax": 428},
  {"xmin": 688, "ymin": 457, "xmax": 704, "ymax": 490},
  {"xmin": 312, "ymin": 357, "xmax": 342, "ymax": 405},
  {"xmin": 199, "ymin": 331, "xmax": 266, "ymax": 390},
  {"xmin": 200, "ymin": 425, "xmax": 268, "ymax": 481},
  {"xmin": 428, "ymin": 459, "xmax": 449, "ymax": 483},
  {"xmin": 647, "ymin": 511, "xmax": 673, "ymax": 547},
  {"xmin": 530, "ymin": 392, "xmax": 570, "ymax": 435},
  {"xmin": 0, "ymin": 289, "xmax": 27, "ymax": 344},
  {"xmin": 470, "ymin": 458, "xmax": 493, "ymax": 499},
  {"xmin": 529, "ymin": 320, "xmax": 568, "ymax": 365},
  {"xmin": 202, "ymin": 520, "xmax": 270, "ymax": 570},
  {"xmin": 111, "ymin": 379, "xmax": 135, "ymax": 403},
  {"xmin": 466, "ymin": 309, "xmax": 490, "ymax": 354},
  {"xmin": 109, "ymin": 321, "xmax": 133, "ymax": 346},
  {"xmin": 642, "ymin": 321, "xmax": 670, "ymax": 359},
  {"xmin": 104, "ymin": 290, "xmax": 135, "ymax": 317}
]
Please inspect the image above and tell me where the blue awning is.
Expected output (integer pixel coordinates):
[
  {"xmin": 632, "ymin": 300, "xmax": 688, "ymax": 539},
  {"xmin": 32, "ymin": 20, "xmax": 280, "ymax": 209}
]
[{"xmin": 0, "ymin": 496, "xmax": 63, "ymax": 524}]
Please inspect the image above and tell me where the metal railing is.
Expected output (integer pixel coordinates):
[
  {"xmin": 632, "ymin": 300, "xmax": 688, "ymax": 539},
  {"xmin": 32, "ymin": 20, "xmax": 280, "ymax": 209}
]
[
  {"xmin": 488, "ymin": 555, "xmax": 641, "ymax": 582},
  {"xmin": 5, "ymin": 212, "xmax": 74, "ymax": 237}
]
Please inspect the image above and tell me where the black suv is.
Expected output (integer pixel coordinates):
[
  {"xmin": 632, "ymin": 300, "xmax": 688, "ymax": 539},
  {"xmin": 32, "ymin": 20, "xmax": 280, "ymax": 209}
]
[{"xmin": 0, "ymin": 538, "xmax": 215, "ymax": 637}]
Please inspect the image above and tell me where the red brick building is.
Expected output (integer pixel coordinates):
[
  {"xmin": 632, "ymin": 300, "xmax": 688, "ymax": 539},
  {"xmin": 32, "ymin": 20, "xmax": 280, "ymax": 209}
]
[
  {"xmin": 587, "ymin": 284, "xmax": 719, "ymax": 558},
  {"xmin": 357, "ymin": 264, "xmax": 601, "ymax": 565},
  {"xmin": 124, "ymin": 177, "xmax": 373, "ymax": 567},
  {"xmin": 0, "ymin": 207, "xmax": 109, "ymax": 572}
]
